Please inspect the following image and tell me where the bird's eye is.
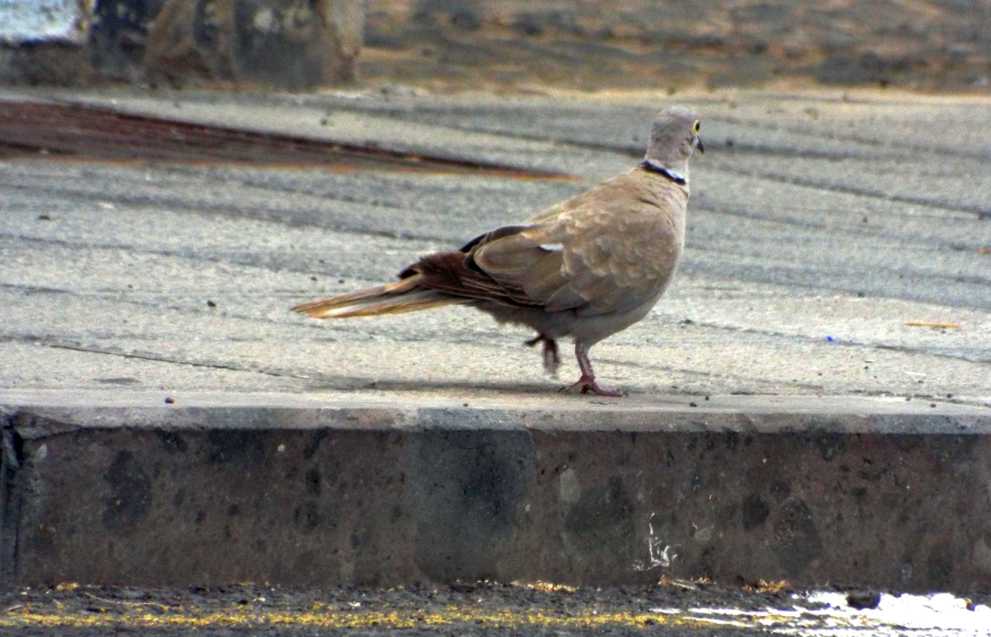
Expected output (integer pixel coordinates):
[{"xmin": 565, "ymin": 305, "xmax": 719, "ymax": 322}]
[{"xmin": 692, "ymin": 120, "xmax": 701, "ymax": 134}]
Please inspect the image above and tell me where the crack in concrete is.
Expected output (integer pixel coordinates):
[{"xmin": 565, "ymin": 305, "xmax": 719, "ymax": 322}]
[
  {"xmin": 24, "ymin": 339, "xmax": 377, "ymax": 392},
  {"xmin": 41, "ymin": 341, "xmax": 311, "ymax": 381},
  {"xmin": 322, "ymin": 97, "xmax": 989, "ymax": 163},
  {"xmin": 679, "ymin": 255, "xmax": 991, "ymax": 313},
  {"xmin": 676, "ymin": 318, "xmax": 991, "ymax": 366},
  {"xmin": 0, "ymin": 232, "xmax": 426, "ymax": 283},
  {"xmin": 714, "ymin": 113, "xmax": 991, "ymax": 163},
  {"xmin": 0, "ymin": 179, "xmax": 455, "ymax": 243},
  {"xmin": 2, "ymin": 274, "xmax": 987, "ymax": 369},
  {"xmin": 315, "ymin": 108, "xmax": 989, "ymax": 220},
  {"xmin": 595, "ymin": 356, "xmax": 828, "ymax": 393},
  {"xmin": 705, "ymin": 159, "xmax": 991, "ymax": 221},
  {"xmin": 693, "ymin": 202, "xmax": 987, "ymax": 252}
]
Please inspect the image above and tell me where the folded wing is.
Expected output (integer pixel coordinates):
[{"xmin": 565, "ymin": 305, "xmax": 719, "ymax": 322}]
[{"xmin": 408, "ymin": 172, "xmax": 678, "ymax": 317}]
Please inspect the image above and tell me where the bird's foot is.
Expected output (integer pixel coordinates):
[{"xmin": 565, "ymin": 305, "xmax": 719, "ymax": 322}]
[
  {"xmin": 560, "ymin": 374, "xmax": 625, "ymax": 397},
  {"xmin": 525, "ymin": 335, "xmax": 561, "ymax": 377}
]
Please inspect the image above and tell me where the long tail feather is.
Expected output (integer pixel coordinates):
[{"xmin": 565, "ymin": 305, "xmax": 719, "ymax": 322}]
[{"xmin": 292, "ymin": 276, "xmax": 463, "ymax": 319}]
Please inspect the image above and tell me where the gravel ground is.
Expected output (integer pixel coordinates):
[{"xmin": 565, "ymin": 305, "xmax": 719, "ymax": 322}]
[{"xmin": 7, "ymin": 581, "xmax": 987, "ymax": 636}]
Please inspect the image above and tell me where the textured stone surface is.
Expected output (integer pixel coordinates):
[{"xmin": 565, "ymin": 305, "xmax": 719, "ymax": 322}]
[
  {"xmin": 2, "ymin": 393, "xmax": 990, "ymax": 591},
  {"xmin": 145, "ymin": 0, "xmax": 365, "ymax": 88},
  {"xmin": 0, "ymin": 0, "xmax": 364, "ymax": 88},
  {"xmin": 0, "ymin": 0, "xmax": 92, "ymax": 45}
]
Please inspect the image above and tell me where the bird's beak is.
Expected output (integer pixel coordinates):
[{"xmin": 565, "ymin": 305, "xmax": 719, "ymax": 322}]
[{"xmin": 695, "ymin": 135, "xmax": 705, "ymax": 154}]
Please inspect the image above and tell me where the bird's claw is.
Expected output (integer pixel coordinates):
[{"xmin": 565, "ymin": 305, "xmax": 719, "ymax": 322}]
[
  {"xmin": 560, "ymin": 375, "xmax": 624, "ymax": 397},
  {"xmin": 526, "ymin": 335, "xmax": 560, "ymax": 377}
]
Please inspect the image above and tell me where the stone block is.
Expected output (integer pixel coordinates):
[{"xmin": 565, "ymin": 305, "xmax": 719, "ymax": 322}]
[
  {"xmin": 143, "ymin": 0, "xmax": 366, "ymax": 88},
  {"xmin": 2, "ymin": 397, "xmax": 991, "ymax": 592}
]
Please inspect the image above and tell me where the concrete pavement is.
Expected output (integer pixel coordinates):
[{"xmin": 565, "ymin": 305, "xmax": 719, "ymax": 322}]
[{"xmin": 1, "ymin": 87, "xmax": 989, "ymax": 401}]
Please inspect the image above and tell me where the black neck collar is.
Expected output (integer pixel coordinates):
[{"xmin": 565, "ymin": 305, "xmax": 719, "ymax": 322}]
[{"xmin": 640, "ymin": 158, "xmax": 686, "ymax": 185}]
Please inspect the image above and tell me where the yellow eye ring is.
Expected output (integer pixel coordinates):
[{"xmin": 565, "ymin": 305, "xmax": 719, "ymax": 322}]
[{"xmin": 692, "ymin": 120, "xmax": 701, "ymax": 134}]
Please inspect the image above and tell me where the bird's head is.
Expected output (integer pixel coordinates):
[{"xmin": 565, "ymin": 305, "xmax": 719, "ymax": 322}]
[{"xmin": 644, "ymin": 106, "xmax": 704, "ymax": 168}]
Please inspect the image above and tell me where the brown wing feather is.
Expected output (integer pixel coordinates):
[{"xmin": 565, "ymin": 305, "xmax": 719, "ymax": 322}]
[
  {"xmin": 405, "ymin": 251, "xmax": 542, "ymax": 307},
  {"xmin": 469, "ymin": 171, "xmax": 686, "ymax": 316},
  {"xmin": 470, "ymin": 228, "xmax": 585, "ymax": 311}
]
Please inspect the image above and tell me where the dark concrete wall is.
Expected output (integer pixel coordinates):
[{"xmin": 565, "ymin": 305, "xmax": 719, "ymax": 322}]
[{"xmin": 3, "ymin": 405, "xmax": 990, "ymax": 592}]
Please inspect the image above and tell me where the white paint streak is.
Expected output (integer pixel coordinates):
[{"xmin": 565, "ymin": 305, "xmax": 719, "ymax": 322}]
[
  {"xmin": 0, "ymin": 0, "xmax": 92, "ymax": 44},
  {"xmin": 633, "ymin": 513, "xmax": 677, "ymax": 571},
  {"xmin": 651, "ymin": 591, "xmax": 991, "ymax": 635}
]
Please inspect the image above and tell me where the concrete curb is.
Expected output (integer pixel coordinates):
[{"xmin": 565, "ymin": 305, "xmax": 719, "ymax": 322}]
[{"xmin": 2, "ymin": 391, "xmax": 990, "ymax": 592}]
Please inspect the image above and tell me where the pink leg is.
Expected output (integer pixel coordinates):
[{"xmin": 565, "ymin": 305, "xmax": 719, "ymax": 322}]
[
  {"xmin": 562, "ymin": 342, "xmax": 624, "ymax": 397},
  {"xmin": 525, "ymin": 334, "xmax": 561, "ymax": 376}
]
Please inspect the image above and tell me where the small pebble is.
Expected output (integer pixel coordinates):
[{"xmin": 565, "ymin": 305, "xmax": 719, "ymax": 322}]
[
  {"xmin": 846, "ymin": 591, "xmax": 881, "ymax": 609},
  {"xmin": 164, "ymin": 396, "xmax": 175, "ymax": 405}
]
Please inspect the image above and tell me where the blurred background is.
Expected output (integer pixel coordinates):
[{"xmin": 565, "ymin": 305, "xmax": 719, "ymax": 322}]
[{"xmin": 2, "ymin": 0, "xmax": 989, "ymax": 92}]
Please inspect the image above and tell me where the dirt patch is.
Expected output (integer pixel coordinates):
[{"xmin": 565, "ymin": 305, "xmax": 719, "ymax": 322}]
[
  {"xmin": 363, "ymin": 0, "xmax": 991, "ymax": 92},
  {"xmin": 0, "ymin": 580, "xmax": 817, "ymax": 636},
  {"xmin": 0, "ymin": 100, "xmax": 567, "ymax": 179}
]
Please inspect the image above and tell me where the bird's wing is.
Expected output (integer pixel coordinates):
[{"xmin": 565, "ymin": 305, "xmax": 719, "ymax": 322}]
[{"xmin": 469, "ymin": 172, "xmax": 685, "ymax": 316}]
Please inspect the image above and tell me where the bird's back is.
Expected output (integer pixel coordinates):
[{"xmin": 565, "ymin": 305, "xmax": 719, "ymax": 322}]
[{"xmin": 526, "ymin": 168, "xmax": 688, "ymax": 317}]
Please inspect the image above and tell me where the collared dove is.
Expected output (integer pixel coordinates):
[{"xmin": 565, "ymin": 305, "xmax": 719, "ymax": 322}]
[{"xmin": 293, "ymin": 107, "xmax": 703, "ymax": 396}]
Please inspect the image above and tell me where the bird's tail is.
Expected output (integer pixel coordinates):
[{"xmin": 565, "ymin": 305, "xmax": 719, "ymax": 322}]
[{"xmin": 291, "ymin": 276, "xmax": 464, "ymax": 319}]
